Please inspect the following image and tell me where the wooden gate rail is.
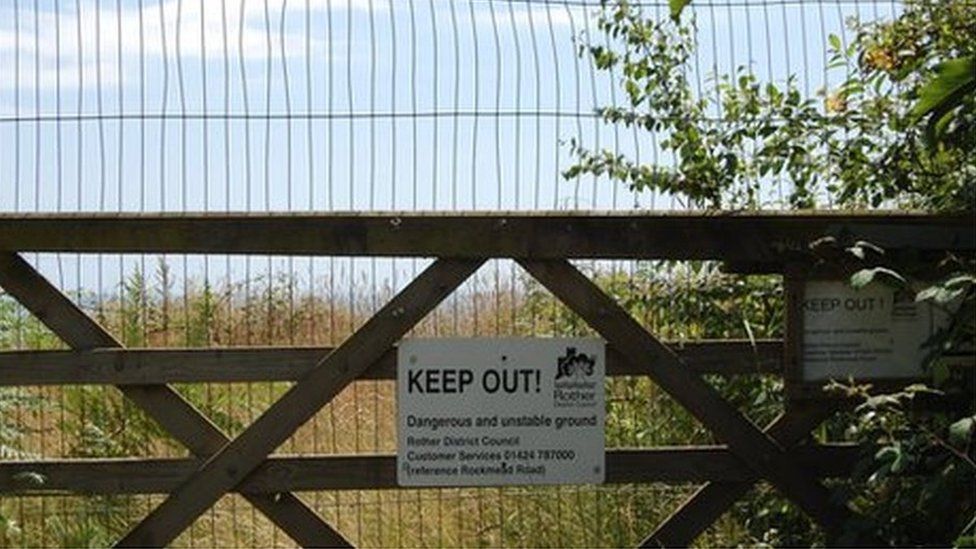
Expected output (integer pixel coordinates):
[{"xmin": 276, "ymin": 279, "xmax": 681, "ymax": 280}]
[
  {"xmin": 0, "ymin": 211, "xmax": 971, "ymax": 262},
  {"xmin": 0, "ymin": 445, "xmax": 860, "ymax": 495},
  {"xmin": 0, "ymin": 212, "xmax": 970, "ymax": 547},
  {"xmin": 0, "ymin": 339, "xmax": 782, "ymax": 385}
]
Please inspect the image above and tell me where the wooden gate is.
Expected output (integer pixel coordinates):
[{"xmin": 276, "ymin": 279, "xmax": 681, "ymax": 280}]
[{"xmin": 0, "ymin": 211, "xmax": 971, "ymax": 547}]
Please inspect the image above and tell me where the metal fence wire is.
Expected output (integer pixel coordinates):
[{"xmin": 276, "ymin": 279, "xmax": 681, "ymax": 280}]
[{"xmin": 1, "ymin": 0, "xmax": 899, "ymax": 547}]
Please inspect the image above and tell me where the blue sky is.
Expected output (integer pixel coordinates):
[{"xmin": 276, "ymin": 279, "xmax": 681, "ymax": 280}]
[{"xmin": 0, "ymin": 0, "xmax": 899, "ymax": 295}]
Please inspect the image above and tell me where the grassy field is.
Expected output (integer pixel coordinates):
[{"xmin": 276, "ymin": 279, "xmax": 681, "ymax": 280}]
[{"xmin": 0, "ymin": 259, "xmax": 806, "ymax": 547}]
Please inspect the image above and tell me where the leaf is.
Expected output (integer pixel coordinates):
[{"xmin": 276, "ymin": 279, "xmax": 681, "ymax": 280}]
[
  {"xmin": 916, "ymin": 283, "xmax": 966, "ymax": 305},
  {"xmin": 850, "ymin": 267, "xmax": 906, "ymax": 289},
  {"xmin": 669, "ymin": 0, "xmax": 692, "ymax": 23},
  {"xmin": 955, "ymin": 535, "xmax": 976, "ymax": 547},
  {"xmin": 911, "ymin": 56, "xmax": 976, "ymax": 142},
  {"xmin": 931, "ymin": 360, "xmax": 951, "ymax": 387},
  {"xmin": 912, "ymin": 57, "xmax": 975, "ymax": 119},
  {"xmin": 828, "ymin": 34, "xmax": 842, "ymax": 52},
  {"xmin": 949, "ymin": 416, "xmax": 975, "ymax": 447},
  {"xmin": 12, "ymin": 472, "xmax": 45, "ymax": 487},
  {"xmin": 870, "ymin": 445, "xmax": 899, "ymax": 482},
  {"xmin": 944, "ymin": 274, "xmax": 976, "ymax": 289},
  {"xmin": 864, "ymin": 393, "xmax": 902, "ymax": 410},
  {"xmin": 742, "ymin": 317, "xmax": 756, "ymax": 350},
  {"xmin": 890, "ymin": 447, "xmax": 908, "ymax": 474},
  {"xmin": 850, "ymin": 240, "xmax": 885, "ymax": 257},
  {"xmin": 875, "ymin": 445, "xmax": 899, "ymax": 463}
]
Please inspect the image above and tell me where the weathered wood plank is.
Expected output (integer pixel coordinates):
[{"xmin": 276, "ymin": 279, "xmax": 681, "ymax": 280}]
[
  {"xmin": 0, "ymin": 212, "xmax": 969, "ymax": 261},
  {"xmin": 0, "ymin": 339, "xmax": 782, "ymax": 385},
  {"xmin": 116, "ymin": 258, "xmax": 485, "ymax": 547},
  {"xmin": 783, "ymin": 266, "xmax": 806, "ymax": 389},
  {"xmin": 517, "ymin": 259, "xmax": 853, "ymax": 537},
  {"xmin": 0, "ymin": 445, "xmax": 860, "ymax": 495},
  {"xmin": 0, "ymin": 253, "xmax": 349, "ymax": 548},
  {"xmin": 0, "ymin": 253, "xmax": 118, "ymax": 350},
  {"xmin": 643, "ymin": 402, "xmax": 841, "ymax": 547}
]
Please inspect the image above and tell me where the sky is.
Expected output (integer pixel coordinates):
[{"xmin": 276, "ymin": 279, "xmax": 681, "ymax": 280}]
[{"xmin": 0, "ymin": 0, "xmax": 901, "ymax": 296}]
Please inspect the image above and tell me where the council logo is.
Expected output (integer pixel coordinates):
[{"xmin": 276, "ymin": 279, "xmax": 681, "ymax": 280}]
[
  {"xmin": 553, "ymin": 347, "xmax": 599, "ymax": 408},
  {"xmin": 555, "ymin": 347, "xmax": 596, "ymax": 381}
]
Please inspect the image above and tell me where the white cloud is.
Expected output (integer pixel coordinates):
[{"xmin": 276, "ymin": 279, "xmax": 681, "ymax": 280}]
[
  {"xmin": 0, "ymin": 0, "xmax": 584, "ymax": 94},
  {"xmin": 0, "ymin": 0, "xmax": 387, "ymax": 91}
]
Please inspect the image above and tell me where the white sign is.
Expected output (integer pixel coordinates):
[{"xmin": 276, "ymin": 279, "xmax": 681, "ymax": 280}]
[
  {"xmin": 802, "ymin": 280, "xmax": 951, "ymax": 381},
  {"xmin": 397, "ymin": 338, "xmax": 605, "ymax": 487}
]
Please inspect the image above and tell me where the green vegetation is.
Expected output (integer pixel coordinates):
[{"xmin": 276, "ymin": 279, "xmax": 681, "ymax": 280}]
[
  {"xmin": 570, "ymin": 0, "xmax": 975, "ymax": 545},
  {"xmin": 569, "ymin": 0, "xmax": 975, "ymax": 211}
]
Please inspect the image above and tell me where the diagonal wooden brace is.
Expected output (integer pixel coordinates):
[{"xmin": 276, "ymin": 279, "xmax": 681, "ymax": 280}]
[
  {"xmin": 644, "ymin": 401, "xmax": 840, "ymax": 547},
  {"xmin": 0, "ymin": 252, "xmax": 349, "ymax": 547},
  {"xmin": 116, "ymin": 257, "xmax": 485, "ymax": 547},
  {"xmin": 516, "ymin": 259, "xmax": 853, "ymax": 538}
]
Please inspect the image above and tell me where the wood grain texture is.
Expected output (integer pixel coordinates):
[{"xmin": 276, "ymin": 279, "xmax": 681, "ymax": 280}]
[
  {"xmin": 0, "ymin": 445, "xmax": 860, "ymax": 495},
  {"xmin": 0, "ymin": 339, "xmax": 782, "ymax": 385},
  {"xmin": 0, "ymin": 212, "xmax": 969, "ymax": 262}
]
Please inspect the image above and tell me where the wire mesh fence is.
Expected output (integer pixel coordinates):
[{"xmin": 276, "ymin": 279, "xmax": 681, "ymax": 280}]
[{"xmin": 0, "ymin": 1, "xmax": 900, "ymax": 546}]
